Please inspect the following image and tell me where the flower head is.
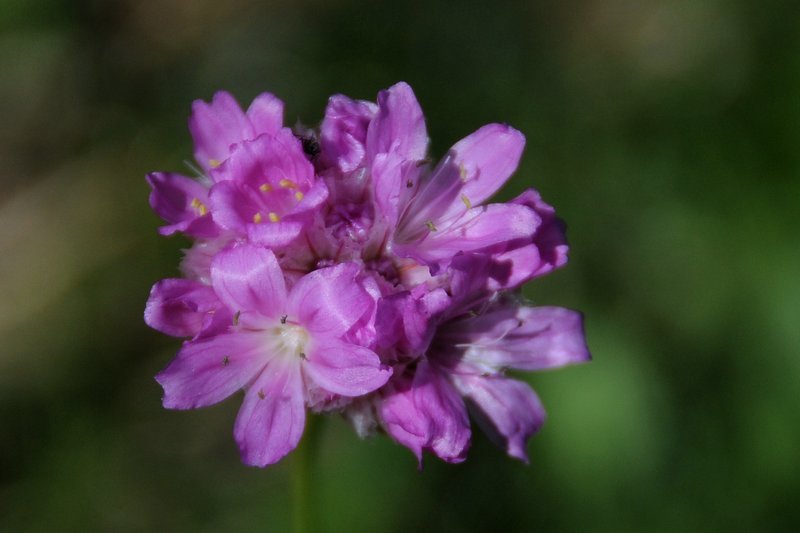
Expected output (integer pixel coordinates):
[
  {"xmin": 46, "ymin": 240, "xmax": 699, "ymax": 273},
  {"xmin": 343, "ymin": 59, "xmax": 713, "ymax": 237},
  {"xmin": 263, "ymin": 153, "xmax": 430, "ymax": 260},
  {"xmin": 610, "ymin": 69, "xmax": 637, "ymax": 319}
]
[{"xmin": 146, "ymin": 82, "xmax": 589, "ymax": 467}]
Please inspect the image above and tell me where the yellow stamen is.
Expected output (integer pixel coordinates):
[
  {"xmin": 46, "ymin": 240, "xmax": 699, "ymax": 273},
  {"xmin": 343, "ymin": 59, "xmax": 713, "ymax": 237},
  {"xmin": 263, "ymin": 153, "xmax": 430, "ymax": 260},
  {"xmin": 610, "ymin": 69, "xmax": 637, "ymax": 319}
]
[
  {"xmin": 190, "ymin": 197, "xmax": 208, "ymax": 216},
  {"xmin": 425, "ymin": 220, "xmax": 438, "ymax": 232},
  {"xmin": 294, "ymin": 191, "xmax": 304, "ymax": 201},
  {"xmin": 259, "ymin": 183, "xmax": 272, "ymax": 192},
  {"xmin": 209, "ymin": 159, "xmax": 221, "ymax": 168},
  {"xmin": 461, "ymin": 194, "xmax": 472, "ymax": 209},
  {"xmin": 279, "ymin": 178, "xmax": 298, "ymax": 189},
  {"xmin": 459, "ymin": 163, "xmax": 468, "ymax": 181},
  {"xmin": 252, "ymin": 212, "xmax": 263, "ymax": 224},
  {"xmin": 268, "ymin": 212, "xmax": 280, "ymax": 223}
]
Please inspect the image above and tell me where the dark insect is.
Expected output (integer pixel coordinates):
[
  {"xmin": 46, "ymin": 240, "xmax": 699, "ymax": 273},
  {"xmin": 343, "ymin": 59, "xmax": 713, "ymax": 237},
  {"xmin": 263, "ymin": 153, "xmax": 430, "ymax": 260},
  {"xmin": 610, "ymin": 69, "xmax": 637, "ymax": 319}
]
[{"xmin": 300, "ymin": 135, "xmax": 320, "ymax": 159}]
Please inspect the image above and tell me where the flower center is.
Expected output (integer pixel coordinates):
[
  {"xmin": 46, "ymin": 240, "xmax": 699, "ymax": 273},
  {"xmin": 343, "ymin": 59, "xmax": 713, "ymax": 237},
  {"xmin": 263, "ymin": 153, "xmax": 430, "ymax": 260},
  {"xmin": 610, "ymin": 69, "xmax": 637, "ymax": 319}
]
[{"xmin": 269, "ymin": 322, "xmax": 310, "ymax": 359}]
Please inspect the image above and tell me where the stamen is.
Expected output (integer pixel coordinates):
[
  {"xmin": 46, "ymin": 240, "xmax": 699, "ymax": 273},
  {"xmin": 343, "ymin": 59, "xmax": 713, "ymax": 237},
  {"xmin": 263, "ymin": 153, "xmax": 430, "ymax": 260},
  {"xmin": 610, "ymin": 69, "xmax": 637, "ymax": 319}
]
[
  {"xmin": 461, "ymin": 194, "xmax": 472, "ymax": 209},
  {"xmin": 425, "ymin": 220, "xmax": 438, "ymax": 232},
  {"xmin": 232, "ymin": 310, "xmax": 241, "ymax": 326},
  {"xmin": 190, "ymin": 197, "xmax": 208, "ymax": 216},
  {"xmin": 279, "ymin": 178, "xmax": 298, "ymax": 189},
  {"xmin": 268, "ymin": 212, "xmax": 280, "ymax": 223},
  {"xmin": 259, "ymin": 183, "xmax": 272, "ymax": 192},
  {"xmin": 294, "ymin": 191, "xmax": 304, "ymax": 201},
  {"xmin": 209, "ymin": 159, "xmax": 221, "ymax": 168},
  {"xmin": 459, "ymin": 163, "xmax": 468, "ymax": 181},
  {"xmin": 253, "ymin": 212, "xmax": 263, "ymax": 224}
]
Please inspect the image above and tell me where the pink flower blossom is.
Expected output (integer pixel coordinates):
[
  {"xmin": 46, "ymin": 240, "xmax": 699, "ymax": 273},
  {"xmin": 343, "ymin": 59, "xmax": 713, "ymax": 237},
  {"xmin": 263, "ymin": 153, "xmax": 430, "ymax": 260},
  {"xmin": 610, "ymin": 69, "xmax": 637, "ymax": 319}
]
[
  {"xmin": 155, "ymin": 244, "xmax": 391, "ymax": 466},
  {"xmin": 146, "ymin": 82, "xmax": 589, "ymax": 467}
]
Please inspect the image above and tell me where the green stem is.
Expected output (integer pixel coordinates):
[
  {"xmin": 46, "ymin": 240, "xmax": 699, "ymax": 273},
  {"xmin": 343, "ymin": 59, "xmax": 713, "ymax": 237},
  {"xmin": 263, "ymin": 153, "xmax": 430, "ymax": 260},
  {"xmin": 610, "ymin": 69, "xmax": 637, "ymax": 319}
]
[{"xmin": 292, "ymin": 415, "xmax": 321, "ymax": 533}]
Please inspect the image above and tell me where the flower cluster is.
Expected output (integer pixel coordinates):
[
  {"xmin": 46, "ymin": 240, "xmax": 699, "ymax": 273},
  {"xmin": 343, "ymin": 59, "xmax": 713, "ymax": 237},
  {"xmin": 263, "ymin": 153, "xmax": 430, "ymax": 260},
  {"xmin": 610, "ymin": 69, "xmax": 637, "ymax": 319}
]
[{"xmin": 145, "ymin": 82, "xmax": 589, "ymax": 467}]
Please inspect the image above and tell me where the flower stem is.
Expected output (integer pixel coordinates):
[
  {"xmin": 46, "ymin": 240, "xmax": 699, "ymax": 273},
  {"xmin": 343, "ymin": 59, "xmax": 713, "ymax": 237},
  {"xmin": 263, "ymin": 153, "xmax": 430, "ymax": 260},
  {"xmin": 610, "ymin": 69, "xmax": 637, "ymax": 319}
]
[{"xmin": 292, "ymin": 414, "xmax": 321, "ymax": 533}]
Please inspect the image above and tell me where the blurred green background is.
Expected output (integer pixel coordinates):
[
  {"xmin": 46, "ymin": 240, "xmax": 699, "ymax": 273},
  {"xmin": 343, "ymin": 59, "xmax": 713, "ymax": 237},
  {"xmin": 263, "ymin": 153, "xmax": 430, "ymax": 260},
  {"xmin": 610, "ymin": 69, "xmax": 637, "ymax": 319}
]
[{"xmin": 1, "ymin": 0, "xmax": 798, "ymax": 531}]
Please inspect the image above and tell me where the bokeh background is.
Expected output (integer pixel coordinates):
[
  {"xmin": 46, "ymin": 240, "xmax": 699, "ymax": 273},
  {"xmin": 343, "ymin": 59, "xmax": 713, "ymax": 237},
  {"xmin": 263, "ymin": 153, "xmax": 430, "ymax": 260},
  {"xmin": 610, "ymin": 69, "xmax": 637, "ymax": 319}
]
[{"xmin": 1, "ymin": 0, "xmax": 798, "ymax": 531}]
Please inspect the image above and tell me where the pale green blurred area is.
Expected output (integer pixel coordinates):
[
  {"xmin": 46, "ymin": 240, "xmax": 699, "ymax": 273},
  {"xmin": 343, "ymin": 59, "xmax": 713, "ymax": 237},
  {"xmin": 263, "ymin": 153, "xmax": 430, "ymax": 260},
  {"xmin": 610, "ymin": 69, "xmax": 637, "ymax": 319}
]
[{"xmin": 0, "ymin": 0, "xmax": 798, "ymax": 530}]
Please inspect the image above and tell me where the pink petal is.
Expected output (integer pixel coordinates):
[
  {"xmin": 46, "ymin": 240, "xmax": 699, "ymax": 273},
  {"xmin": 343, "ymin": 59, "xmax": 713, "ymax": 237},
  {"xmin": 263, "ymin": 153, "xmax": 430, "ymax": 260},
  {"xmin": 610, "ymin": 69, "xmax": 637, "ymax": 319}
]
[
  {"xmin": 156, "ymin": 331, "xmax": 268, "ymax": 409},
  {"xmin": 234, "ymin": 357, "xmax": 306, "ymax": 467},
  {"xmin": 366, "ymin": 82, "xmax": 428, "ymax": 163},
  {"xmin": 397, "ymin": 203, "xmax": 541, "ymax": 267},
  {"xmin": 287, "ymin": 178, "xmax": 329, "ymax": 217},
  {"xmin": 320, "ymin": 94, "xmax": 377, "ymax": 173},
  {"xmin": 446, "ymin": 306, "xmax": 591, "ymax": 372},
  {"xmin": 246, "ymin": 92, "xmax": 284, "ymax": 136},
  {"xmin": 450, "ymin": 123, "xmax": 525, "ymax": 209},
  {"xmin": 208, "ymin": 180, "xmax": 260, "ymax": 234},
  {"xmin": 246, "ymin": 221, "xmax": 303, "ymax": 247},
  {"xmin": 303, "ymin": 338, "xmax": 391, "ymax": 397},
  {"xmin": 510, "ymin": 189, "xmax": 569, "ymax": 278},
  {"xmin": 189, "ymin": 91, "xmax": 254, "ymax": 172},
  {"xmin": 211, "ymin": 130, "xmax": 314, "ymax": 189},
  {"xmin": 452, "ymin": 374, "xmax": 545, "ymax": 462},
  {"xmin": 287, "ymin": 263, "xmax": 374, "ymax": 338},
  {"xmin": 379, "ymin": 361, "xmax": 471, "ymax": 464},
  {"xmin": 144, "ymin": 278, "xmax": 221, "ymax": 338},
  {"xmin": 146, "ymin": 172, "xmax": 218, "ymax": 238},
  {"xmin": 398, "ymin": 155, "xmax": 465, "ymax": 238},
  {"xmin": 210, "ymin": 244, "xmax": 287, "ymax": 320},
  {"xmin": 371, "ymin": 152, "xmax": 421, "ymax": 227}
]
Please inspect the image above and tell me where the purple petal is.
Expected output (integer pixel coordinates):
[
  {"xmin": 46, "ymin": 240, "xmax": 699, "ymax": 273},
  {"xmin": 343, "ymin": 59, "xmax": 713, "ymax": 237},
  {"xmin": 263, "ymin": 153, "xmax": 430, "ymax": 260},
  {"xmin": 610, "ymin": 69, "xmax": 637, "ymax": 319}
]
[
  {"xmin": 246, "ymin": 92, "xmax": 284, "ymax": 137},
  {"xmin": 396, "ymin": 203, "xmax": 541, "ymax": 267},
  {"xmin": 397, "ymin": 155, "xmax": 465, "ymax": 239},
  {"xmin": 452, "ymin": 374, "xmax": 545, "ymax": 462},
  {"xmin": 379, "ymin": 361, "xmax": 471, "ymax": 464},
  {"xmin": 211, "ymin": 130, "xmax": 314, "ymax": 189},
  {"xmin": 510, "ymin": 189, "xmax": 569, "ymax": 277},
  {"xmin": 287, "ymin": 263, "xmax": 374, "ymax": 338},
  {"xmin": 189, "ymin": 91, "xmax": 254, "ymax": 172},
  {"xmin": 443, "ymin": 306, "xmax": 591, "ymax": 372},
  {"xmin": 247, "ymin": 220, "xmax": 304, "ymax": 247},
  {"xmin": 208, "ymin": 180, "xmax": 261, "ymax": 234},
  {"xmin": 450, "ymin": 124, "xmax": 525, "ymax": 209},
  {"xmin": 286, "ymin": 178, "xmax": 329, "ymax": 218},
  {"xmin": 375, "ymin": 287, "xmax": 451, "ymax": 354},
  {"xmin": 372, "ymin": 152, "xmax": 421, "ymax": 227},
  {"xmin": 303, "ymin": 338, "xmax": 391, "ymax": 396},
  {"xmin": 156, "ymin": 331, "xmax": 268, "ymax": 409},
  {"xmin": 234, "ymin": 357, "xmax": 306, "ymax": 467},
  {"xmin": 144, "ymin": 278, "xmax": 221, "ymax": 338},
  {"xmin": 146, "ymin": 172, "xmax": 218, "ymax": 238},
  {"xmin": 210, "ymin": 244, "xmax": 287, "ymax": 320},
  {"xmin": 366, "ymin": 82, "xmax": 428, "ymax": 163},
  {"xmin": 320, "ymin": 94, "xmax": 377, "ymax": 173}
]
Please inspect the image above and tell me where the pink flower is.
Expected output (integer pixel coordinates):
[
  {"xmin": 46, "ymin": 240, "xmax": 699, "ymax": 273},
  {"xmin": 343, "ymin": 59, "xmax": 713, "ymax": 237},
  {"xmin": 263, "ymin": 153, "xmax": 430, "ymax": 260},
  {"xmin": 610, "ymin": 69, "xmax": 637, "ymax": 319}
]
[
  {"xmin": 146, "ymin": 82, "xmax": 590, "ymax": 467},
  {"xmin": 147, "ymin": 90, "xmax": 286, "ymax": 239},
  {"xmin": 155, "ymin": 244, "xmax": 391, "ymax": 466},
  {"xmin": 376, "ymin": 254, "xmax": 590, "ymax": 464}
]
